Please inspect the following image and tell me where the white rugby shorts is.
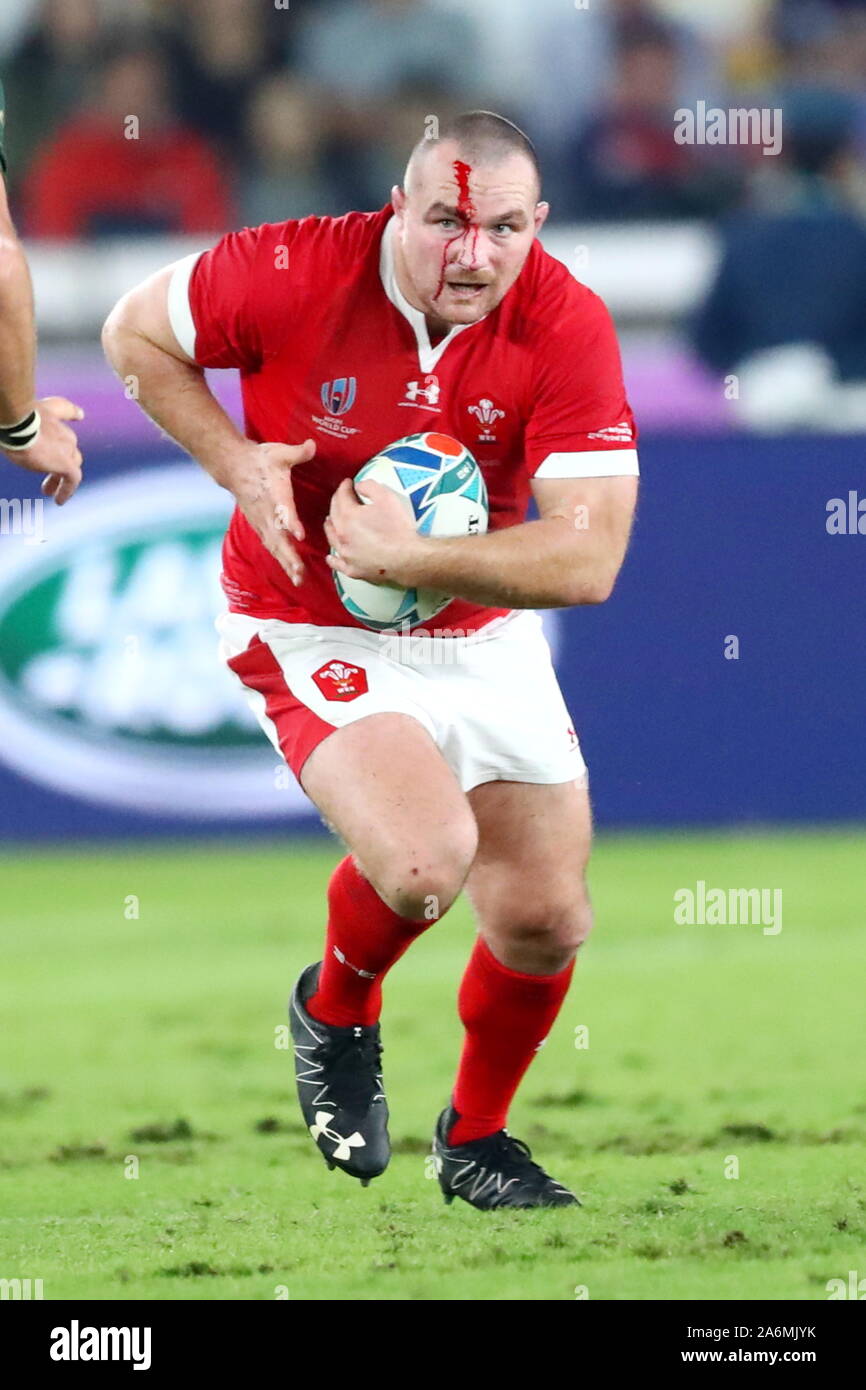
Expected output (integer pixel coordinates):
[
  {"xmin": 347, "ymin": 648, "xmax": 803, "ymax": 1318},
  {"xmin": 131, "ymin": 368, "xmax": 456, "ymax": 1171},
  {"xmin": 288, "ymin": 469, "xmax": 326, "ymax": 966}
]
[{"xmin": 217, "ymin": 608, "xmax": 587, "ymax": 792}]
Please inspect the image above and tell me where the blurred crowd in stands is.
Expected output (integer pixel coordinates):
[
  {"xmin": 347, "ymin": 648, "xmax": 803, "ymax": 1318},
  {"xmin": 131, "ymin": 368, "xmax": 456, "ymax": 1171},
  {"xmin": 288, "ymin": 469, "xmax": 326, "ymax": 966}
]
[
  {"xmin": 3, "ymin": 0, "xmax": 866, "ymax": 426},
  {"xmin": 2, "ymin": 0, "xmax": 866, "ymax": 240}
]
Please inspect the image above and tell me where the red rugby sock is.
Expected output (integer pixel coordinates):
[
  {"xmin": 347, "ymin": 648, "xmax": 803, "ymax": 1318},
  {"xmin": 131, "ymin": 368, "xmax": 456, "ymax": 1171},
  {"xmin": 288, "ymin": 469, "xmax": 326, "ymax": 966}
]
[
  {"xmin": 306, "ymin": 855, "xmax": 432, "ymax": 1026},
  {"xmin": 449, "ymin": 935, "xmax": 575, "ymax": 1145}
]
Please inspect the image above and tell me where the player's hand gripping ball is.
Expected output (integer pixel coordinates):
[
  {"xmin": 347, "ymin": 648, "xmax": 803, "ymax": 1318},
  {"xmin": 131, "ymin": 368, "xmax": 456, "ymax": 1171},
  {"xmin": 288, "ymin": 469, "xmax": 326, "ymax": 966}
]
[{"xmin": 328, "ymin": 432, "xmax": 488, "ymax": 630}]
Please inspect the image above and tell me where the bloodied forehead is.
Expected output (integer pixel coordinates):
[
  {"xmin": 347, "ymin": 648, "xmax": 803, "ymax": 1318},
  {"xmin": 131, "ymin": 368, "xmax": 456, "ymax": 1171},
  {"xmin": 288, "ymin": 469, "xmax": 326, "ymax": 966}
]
[{"xmin": 405, "ymin": 141, "xmax": 541, "ymax": 218}]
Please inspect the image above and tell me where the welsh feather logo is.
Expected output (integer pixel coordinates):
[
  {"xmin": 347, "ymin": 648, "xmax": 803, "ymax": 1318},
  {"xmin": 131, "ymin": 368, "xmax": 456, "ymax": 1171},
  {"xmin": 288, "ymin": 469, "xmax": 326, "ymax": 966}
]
[
  {"xmin": 466, "ymin": 394, "xmax": 506, "ymax": 443},
  {"xmin": 0, "ymin": 464, "xmax": 307, "ymax": 818},
  {"xmin": 312, "ymin": 660, "xmax": 368, "ymax": 702}
]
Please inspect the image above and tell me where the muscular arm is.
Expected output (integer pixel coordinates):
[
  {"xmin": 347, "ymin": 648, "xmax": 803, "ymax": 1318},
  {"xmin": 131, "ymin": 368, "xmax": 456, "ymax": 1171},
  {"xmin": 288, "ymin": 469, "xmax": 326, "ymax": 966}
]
[
  {"xmin": 0, "ymin": 174, "xmax": 84, "ymax": 500},
  {"xmin": 0, "ymin": 176, "xmax": 37, "ymax": 422},
  {"xmin": 102, "ymin": 264, "xmax": 314, "ymax": 580},
  {"xmin": 102, "ymin": 263, "xmax": 251, "ymax": 487},
  {"xmin": 328, "ymin": 473, "xmax": 638, "ymax": 608},
  {"xmin": 408, "ymin": 474, "xmax": 637, "ymax": 606}
]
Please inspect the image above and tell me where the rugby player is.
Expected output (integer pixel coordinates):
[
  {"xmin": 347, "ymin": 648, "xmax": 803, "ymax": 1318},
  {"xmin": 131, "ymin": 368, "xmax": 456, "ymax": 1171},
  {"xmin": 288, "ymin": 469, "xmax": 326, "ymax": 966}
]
[
  {"xmin": 0, "ymin": 78, "xmax": 85, "ymax": 497},
  {"xmin": 103, "ymin": 111, "xmax": 639, "ymax": 1210}
]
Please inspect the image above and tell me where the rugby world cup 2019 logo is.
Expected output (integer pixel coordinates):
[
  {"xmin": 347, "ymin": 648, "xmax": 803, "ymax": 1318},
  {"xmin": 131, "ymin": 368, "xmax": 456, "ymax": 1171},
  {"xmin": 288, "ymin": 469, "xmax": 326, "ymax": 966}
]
[{"xmin": 320, "ymin": 377, "xmax": 357, "ymax": 417}]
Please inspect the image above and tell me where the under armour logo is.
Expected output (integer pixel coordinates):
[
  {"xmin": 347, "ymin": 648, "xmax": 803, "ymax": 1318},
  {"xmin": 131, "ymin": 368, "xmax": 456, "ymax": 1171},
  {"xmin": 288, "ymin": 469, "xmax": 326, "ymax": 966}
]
[
  {"xmin": 402, "ymin": 375, "xmax": 440, "ymax": 407},
  {"xmin": 309, "ymin": 1111, "xmax": 366, "ymax": 1162},
  {"xmin": 333, "ymin": 944, "xmax": 376, "ymax": 979}
]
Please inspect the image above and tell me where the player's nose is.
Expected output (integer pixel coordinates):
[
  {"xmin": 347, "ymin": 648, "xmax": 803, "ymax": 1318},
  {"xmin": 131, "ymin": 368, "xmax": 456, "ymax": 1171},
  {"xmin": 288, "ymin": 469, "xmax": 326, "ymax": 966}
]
[{"xmin": 451, "ymin": 231, "xmax": 492, "ymax": 273}]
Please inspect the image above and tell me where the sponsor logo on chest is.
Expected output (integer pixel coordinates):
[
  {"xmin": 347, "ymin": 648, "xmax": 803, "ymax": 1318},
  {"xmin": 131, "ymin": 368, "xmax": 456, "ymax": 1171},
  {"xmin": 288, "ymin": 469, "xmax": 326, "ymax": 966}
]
[
  {"xmin": 313, "ymin": 376, "xmax": 362, "ymax": 438},
  {"xmin": 466, "ymin": 394, "xmax": 507, "ymax": 444},
  {"xmin": 399, "ymin": 374, "xmax": 441, "ymax": 410},
  {"xmin": 310, "ymin": 374, "xmax": 513, "ymax": 451}
]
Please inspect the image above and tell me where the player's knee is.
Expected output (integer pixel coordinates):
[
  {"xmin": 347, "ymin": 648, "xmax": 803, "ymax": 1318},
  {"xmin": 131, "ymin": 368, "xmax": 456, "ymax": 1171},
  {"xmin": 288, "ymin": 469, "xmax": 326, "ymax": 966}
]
[
  {"xmin": 498, "ymin": 889, "xmax": 593, "ymax": 966},
  {"xmin": 377, "ymin": 820, "xmax": 478, "ymax": 921},
  {"xmin": 384, "ymin": 862, "xmax": 472, "ymax": 922},
  {"xmin": 567, "ymin": 894, "xmax": 594, "ymax": 951}
]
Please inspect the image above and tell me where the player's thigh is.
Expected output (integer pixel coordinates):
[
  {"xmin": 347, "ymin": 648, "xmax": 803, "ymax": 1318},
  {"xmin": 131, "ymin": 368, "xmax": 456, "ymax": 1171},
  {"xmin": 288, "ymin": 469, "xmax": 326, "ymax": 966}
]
[
  {"xmin": 465, "ymin": 778, "xmax": 593, "ymax": 964},
  {"xmin": 300, "ymin": 712, "xmax": 478, "ymax": 918}
]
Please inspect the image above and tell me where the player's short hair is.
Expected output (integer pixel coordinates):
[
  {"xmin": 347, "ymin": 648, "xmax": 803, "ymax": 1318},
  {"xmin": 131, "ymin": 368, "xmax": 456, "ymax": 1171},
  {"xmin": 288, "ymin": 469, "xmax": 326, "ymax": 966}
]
[{"xmin": 405, "ymin": 110, "xmax": 542, "ymax": 199}]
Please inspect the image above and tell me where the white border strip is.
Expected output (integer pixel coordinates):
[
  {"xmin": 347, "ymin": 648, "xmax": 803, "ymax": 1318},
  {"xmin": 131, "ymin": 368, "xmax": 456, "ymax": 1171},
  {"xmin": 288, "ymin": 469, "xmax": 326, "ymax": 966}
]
[
  {"xmin": 534, "ymin": 448, "xmax": 640, "ymax": 479},
  {"xmin": 166, "ymin": 251, "xmax": 205, "ymax": 361}
]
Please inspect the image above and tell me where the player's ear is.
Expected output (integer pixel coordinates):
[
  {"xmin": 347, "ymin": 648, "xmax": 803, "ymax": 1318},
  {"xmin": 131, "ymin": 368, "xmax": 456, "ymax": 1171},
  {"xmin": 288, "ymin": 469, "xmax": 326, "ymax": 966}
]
[
  {"xmin": 534, "ymin": 201, "xmax": 550, "ymax": 235},
  {"xmin": 391, "ymin": 184, "xmax": 406, "ymax": 217}
]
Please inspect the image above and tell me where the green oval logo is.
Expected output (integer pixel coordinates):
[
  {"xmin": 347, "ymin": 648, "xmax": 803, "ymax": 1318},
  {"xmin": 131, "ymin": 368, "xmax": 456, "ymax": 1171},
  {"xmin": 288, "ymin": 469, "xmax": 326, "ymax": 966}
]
[{"xmin": 0, "ymin": 465, "xmax": 306, "ymax": 817}]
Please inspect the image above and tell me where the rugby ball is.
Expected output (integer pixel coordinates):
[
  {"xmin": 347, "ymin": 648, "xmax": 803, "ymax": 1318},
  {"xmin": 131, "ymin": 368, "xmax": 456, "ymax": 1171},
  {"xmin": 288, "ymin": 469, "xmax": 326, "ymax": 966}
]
[{"xmin": 333, "ymin": 432, "xmax": 488, "ymax": 630}]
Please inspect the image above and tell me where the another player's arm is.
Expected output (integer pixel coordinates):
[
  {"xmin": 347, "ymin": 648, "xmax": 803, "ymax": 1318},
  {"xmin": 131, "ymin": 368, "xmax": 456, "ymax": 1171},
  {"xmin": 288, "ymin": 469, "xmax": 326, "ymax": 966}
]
[
  {"xmin": 327, "ymin": 472, "xmax": 638, "ymax": 608},
  {"xmin": 0, "ymin": 175, "xmax": 37, "ymax": 424},
  {"xmin": 101, "ymin": 265, "xmax": 313, "ymax": 583},
  {"xmin": 0, "ymin": 119, "xmax": 84, "ymax": 503}
]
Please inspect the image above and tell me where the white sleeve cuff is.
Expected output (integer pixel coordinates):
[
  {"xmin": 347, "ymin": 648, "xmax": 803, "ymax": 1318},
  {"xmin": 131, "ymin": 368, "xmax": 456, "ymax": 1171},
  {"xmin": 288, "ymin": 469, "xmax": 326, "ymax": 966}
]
[
  {"xmin": 167, "ymin": 251, "xmax": 204, "ymax": 361},
  {"xmin": 533, "ymin": 448, "xmax": 640, "ymax": 479}
]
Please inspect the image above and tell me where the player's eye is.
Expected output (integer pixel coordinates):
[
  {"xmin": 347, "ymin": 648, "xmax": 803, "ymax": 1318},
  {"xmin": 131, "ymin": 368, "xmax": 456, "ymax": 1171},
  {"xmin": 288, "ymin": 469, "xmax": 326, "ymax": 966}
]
[
  {"xmin": 438, "ymin": 218, "xmax": 458, "ymax": 229},
  {"xmin": 494, "ymin": 224, "xmax": 515, "ymax": 235}
]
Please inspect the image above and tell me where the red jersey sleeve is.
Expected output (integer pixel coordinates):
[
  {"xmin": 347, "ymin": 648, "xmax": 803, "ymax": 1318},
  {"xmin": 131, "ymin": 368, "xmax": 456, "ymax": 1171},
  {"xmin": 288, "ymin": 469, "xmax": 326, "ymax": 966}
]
[
  {"xmin": 523, "ymin": 284, "xmax": 639, "ymax": 479},
  {"xmin": 173, "ymin": 219, "xmax": 311, "ymax": 371}
]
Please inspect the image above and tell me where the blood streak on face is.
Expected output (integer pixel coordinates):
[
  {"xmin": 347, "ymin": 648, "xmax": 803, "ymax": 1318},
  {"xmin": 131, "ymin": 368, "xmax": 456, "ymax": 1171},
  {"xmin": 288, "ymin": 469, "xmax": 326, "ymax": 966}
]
[
  {"xmin": 454, "ymin": 159, "xmax": 476, "ymax": 222},
  {"xmin": 432, "ymin": 159, "xmax": 479, "ymax": 302}
]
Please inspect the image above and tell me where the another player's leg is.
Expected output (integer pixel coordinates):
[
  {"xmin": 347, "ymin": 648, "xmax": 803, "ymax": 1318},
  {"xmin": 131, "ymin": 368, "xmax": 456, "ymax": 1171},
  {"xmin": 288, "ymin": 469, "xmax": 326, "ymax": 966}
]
[
  {"xmin": 432, "ymin": 778, "xmax": 592, "ymax": 1209},
  {"xmin": 291, "ymin": 712, "xmax": 477, "ymax": 1183}
]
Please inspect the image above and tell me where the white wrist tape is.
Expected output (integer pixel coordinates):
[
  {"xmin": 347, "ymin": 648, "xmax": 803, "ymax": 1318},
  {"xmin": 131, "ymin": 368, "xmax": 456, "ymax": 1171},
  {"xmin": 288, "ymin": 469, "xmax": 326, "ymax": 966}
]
[{"xmin": 0, "ymin": 408, "xmax": 42, "ymax": 451}]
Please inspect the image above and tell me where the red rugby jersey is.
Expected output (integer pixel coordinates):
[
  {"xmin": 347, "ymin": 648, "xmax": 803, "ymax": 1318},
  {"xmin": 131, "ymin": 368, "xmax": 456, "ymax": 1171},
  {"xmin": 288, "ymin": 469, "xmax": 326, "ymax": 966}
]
[{"xmin": 168, "ymin": 204, "xmax": 639, "ymax": 634}]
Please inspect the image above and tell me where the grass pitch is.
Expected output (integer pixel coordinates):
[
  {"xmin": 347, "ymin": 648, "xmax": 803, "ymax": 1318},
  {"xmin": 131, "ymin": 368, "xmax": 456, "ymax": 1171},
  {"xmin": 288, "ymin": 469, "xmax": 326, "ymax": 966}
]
[{"xmin": 1, "ymin": 829, "xmax": 864, "ymax": 1301}]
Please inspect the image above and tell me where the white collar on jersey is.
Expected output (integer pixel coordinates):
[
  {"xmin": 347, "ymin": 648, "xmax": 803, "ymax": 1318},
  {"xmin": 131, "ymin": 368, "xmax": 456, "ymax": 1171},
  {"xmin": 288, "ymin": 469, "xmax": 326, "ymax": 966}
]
[{"xmin": 378, "ymin": 215, "xmax": 488, "ymax": 375}]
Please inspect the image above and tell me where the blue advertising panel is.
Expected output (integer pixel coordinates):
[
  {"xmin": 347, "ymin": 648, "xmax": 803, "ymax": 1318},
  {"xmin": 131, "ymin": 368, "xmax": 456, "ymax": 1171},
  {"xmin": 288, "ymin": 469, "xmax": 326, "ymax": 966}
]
[{"xmin": 0, "ymin": 434, "xmax": 863, "ymax": 837}]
